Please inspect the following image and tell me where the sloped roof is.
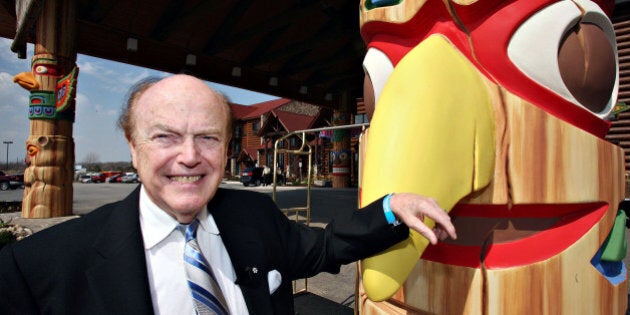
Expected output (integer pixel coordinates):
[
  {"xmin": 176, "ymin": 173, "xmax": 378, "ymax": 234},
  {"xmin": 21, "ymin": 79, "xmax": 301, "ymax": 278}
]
[
  {"xmin": 273, "ymin": 109, "xmax": 319, "ymax": 132},
  {"xmin": 239, "ymin": 143, "xmax": 270, "ymax": 161},
  {"xmin": 231, "ymin": 98, "xmax": 291, "ymax": 121},
  {"xmin": 230, "ymin": 103, "xmax": 255, "ymax": 120}
]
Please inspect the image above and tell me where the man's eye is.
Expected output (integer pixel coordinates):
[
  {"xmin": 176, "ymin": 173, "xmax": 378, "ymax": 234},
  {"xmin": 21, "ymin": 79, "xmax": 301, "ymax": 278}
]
[
  {"xmin": 198, "ymin": 136, "xmax": 220, "ymax": 146},
  {"xmin": 153, "ymin": 134, "xmax": 176, "ymax": 144}
]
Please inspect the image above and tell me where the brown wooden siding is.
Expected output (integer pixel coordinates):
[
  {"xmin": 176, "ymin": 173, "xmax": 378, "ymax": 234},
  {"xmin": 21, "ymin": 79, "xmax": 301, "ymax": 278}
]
[{"xmin": 607, "ymin": 8, "xmax": 630, "ymax": 172}]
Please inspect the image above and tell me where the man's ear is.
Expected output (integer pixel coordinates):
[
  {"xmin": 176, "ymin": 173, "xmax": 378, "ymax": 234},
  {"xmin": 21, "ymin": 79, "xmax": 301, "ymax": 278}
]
[{"xmin": 127, "ymin": 136, "xmax": 138, "ymax": 169}]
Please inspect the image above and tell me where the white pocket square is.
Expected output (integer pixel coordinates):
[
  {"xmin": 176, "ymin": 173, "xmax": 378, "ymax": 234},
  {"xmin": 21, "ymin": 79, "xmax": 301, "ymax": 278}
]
[{"xmin": 267, "ymin": 269, "xmax": 282, "ymax": 294}]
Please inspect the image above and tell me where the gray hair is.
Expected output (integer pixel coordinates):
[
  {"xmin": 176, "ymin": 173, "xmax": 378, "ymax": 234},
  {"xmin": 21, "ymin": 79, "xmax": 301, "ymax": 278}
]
[{"xmin": 117, "ymin": 76, "xmax": 161, "ymax": 141}]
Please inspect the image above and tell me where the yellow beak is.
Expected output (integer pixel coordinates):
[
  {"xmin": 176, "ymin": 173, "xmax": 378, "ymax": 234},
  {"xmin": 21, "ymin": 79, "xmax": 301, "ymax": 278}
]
[
  {"xmin": 13, "ymin": 72, "xmax": 39, "ymax": 90},
  {"xmin": 361, "ymin": 34, "xmax": 496, "ymax": 301}
]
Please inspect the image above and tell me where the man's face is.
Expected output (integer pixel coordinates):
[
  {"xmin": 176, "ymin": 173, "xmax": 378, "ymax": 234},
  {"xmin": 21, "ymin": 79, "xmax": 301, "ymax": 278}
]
[{"xmin": 128, "ymin": 75, "xmax": 230, "ymax": 223}]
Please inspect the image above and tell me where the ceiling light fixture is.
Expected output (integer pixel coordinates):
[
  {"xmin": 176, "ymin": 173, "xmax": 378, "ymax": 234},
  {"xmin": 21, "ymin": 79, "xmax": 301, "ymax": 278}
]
[
  {"xmin": 185, "ymin": 54, "xmax": 196, "ymax": 66},
  {"xmin": 126, "ymin": 38, "xmax": 138, "ymax": 52},
  {"xmin": 231, "ymin": 67, "xmax": 242, "ymax": 77}
]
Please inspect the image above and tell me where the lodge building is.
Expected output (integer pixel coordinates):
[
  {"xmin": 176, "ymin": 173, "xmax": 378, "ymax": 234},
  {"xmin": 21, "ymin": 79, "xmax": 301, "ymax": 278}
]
[{"xmin": 226, "ymin": 98, "xmax": 367, "ymax": 186}]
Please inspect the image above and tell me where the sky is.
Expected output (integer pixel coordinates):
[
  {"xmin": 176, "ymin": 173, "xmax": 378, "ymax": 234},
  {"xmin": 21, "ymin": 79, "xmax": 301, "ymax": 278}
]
[{"xmin": 0, "ymin": 37, "xmax": 279, "ymax": 164}]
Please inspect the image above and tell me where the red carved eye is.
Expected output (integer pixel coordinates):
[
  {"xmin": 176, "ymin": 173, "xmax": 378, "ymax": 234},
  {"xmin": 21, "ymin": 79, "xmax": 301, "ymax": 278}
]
[
  {"xmin": 33, "ymin": 64, "xmax": 58, "ymax": 76},
  {"xmin": 34, "ymin": 65, "xmax": 48, "ymax": 74}
]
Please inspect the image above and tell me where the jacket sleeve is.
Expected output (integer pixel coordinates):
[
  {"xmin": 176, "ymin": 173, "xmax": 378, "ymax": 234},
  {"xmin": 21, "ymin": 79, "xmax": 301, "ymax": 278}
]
[
  {"xmin": 0, "ymin": 244, "xmax": 39, "ymax": 314},
  {"xmin": 275, "ymin": 195, "xmax": 409, "ymax": 280}
]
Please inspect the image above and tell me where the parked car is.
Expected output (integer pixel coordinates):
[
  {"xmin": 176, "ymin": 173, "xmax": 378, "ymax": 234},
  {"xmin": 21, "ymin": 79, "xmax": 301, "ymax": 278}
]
[
  {"xmin": 0, "ymin": 171, "xmax": 24, "ymax": 191},
  {"xmin": 106, "ymin": 174, "xmax": 123, "ymax": 183},
  {"xmin": 121, "ymin": 173, "xmax": 139, "ymax": 183},
  {"xmin": 240, "ymin": 167, "xmax": 264, "ymax": 186},
  {"xmin": 79, "ymin": 175, "xmax": 92, "ymax": 183},
  {"xmin": 91, "ymin": 173, "xmax": 107, "ymax": 183}
]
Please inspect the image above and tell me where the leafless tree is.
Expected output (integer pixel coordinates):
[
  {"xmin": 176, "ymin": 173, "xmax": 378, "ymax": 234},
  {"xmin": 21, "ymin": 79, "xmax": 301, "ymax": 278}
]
[{"xmin": 82, "ymin": 152, "xmax": 101, "ymax": 171}]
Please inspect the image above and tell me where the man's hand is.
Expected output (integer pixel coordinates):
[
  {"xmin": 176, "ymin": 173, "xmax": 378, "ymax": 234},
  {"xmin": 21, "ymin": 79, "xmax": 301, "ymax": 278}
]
[{"xmin": 389, "ymin": 193, "xmax": 457, "ymax": 245}]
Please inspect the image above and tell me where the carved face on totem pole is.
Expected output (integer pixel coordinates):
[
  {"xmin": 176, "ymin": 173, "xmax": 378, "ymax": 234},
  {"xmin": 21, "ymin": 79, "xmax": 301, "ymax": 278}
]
[
  {"xmin": 331, "ymin": 148, "xmax": 351, "ymax": 176},
  {"xmin": 358, "ymin": 0, "xmax": 627, "ymax": 313},
  {"xmin": 14, "ymin": 53, "xmax": 78, "ymax": 217}
]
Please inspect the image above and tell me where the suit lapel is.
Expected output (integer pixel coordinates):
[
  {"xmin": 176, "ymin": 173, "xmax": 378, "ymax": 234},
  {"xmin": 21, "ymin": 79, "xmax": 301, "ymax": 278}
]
[
  {"xmin": 85, "ymin": 188, "xmax": 154, "ymax": 314},
  {"xmin": 210, "ymin": 189, "xmax": 274, "ymax": 314}
]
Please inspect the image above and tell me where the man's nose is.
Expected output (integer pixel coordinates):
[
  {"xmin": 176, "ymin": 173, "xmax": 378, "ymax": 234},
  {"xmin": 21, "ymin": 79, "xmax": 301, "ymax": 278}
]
[{"xmin": 178, "ymin": 138, "xmax": 201, "ymax": 166}]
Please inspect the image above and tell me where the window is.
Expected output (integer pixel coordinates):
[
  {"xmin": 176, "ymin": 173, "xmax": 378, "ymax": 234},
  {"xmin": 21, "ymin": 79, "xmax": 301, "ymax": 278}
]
[
  {"xmin": 278, "ymin": 154, "xmax": 284, "ymax": 170},
  {"xmin": 355, "ymin": 113, "xmax": 368, "ymax": 124},
  {"xmin": 267, "ymin": 153, "xmax": 274, "ymax": 167},
  {"xmin": 252, "ymin": 121, "xmax": 259, "ymax": 132},
  {"xmin": 234, "ymin": 125, "xmax": 242, "ymax": 138}
]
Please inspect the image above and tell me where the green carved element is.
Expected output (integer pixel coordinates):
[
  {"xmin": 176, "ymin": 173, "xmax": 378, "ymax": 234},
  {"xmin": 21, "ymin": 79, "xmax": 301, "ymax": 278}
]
[
  {"xmin": 600, "ymin": 209, "xmax": 628, "ymax": 262},
  {"xmin": 333, "ymin": 129, "xmax": 349, "ymax": 142},
  {"xmin": 28, "ymin": 90, "xmax": 74, "ymax": 121},
  {"xmin": 56, "ymin": 66, "xmax": 78, "ymax": 113},
  {"xmin": 29, "ymin": 90, "xmax": 55, "ymax": 106}
]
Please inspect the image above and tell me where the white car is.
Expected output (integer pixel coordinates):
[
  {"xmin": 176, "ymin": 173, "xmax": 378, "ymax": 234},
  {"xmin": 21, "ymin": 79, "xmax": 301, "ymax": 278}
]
[{"xmin": 121, "ymin": 173, "xmax": 139, "ymax": 183}]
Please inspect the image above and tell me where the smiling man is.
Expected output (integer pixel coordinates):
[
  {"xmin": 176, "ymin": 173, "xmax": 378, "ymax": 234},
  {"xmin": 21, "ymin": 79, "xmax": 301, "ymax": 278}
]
[
  {"xmin": 123, "ymin": 75, "xmax": 231, "ymax": 224},
  {"xmin": 0, "ymin": 74, "xmax": 456, "ymax": 314}
]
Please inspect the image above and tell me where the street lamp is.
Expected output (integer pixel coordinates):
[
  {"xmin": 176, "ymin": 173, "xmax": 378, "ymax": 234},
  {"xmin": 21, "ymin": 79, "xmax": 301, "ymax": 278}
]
[{"xmin": 3, "ymin": 141, "xmax": 12, "ymax": 171}]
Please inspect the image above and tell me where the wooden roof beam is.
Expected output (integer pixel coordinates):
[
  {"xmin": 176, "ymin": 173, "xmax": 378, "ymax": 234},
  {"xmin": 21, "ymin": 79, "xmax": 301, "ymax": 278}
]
[
  {"xmin": 252, "ymin": 25, "xmax": 350, "ymax": 68},
  {"xmin": 77, "ymin": 0, "xmax": 121, "ymax": 23},
  {"xmin": 149, "ymin": 0, "xmax": 219, "ymax": 41},
  {"xmin": 201, "ymin": 0, "xmax": 253, "ymax": 55},
  {"xmin": 204, "ymin": 1, "xmax": 324, "ymax": 55}
]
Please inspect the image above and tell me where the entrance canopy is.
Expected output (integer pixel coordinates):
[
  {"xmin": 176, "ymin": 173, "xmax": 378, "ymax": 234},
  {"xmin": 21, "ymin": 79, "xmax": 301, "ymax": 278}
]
[{"xmin": 0, "ymin": 0, "xmax": 365, "ymax": 108}]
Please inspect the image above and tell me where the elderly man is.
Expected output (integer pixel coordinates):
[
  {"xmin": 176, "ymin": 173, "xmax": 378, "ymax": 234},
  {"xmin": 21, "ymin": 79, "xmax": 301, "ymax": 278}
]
[{"xmin": 0, "ymin": 74, "xmax": 455, "ymax": 314}]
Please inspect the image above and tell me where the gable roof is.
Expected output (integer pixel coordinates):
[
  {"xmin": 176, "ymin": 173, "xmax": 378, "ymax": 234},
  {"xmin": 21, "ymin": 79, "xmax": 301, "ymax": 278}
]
[
  {"xmin": 272, "ymin": 109, "xmax": 319, "ymax": 132},
  {"xmin": 231, "ymin": 98, "xmax": 291, "ymax": 120},
  {"xmin": 230, "ymin": 103, "xmax": 255, "ymax": 120}
]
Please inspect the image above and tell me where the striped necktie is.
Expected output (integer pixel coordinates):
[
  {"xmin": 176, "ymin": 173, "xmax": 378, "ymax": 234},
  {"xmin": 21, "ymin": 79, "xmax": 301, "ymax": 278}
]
[{"xmin": 184, "ymin": 219, "xmax": 230, "ymax": 315}]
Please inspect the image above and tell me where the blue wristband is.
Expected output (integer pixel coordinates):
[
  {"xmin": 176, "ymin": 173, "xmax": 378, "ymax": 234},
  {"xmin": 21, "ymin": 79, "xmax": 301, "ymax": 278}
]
[{"xmin": 383, "ymin": 193, "xmax": 397, "ymax": 224}]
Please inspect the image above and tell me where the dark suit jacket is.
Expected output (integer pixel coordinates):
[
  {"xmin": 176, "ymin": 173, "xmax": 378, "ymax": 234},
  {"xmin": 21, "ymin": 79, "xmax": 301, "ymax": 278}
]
[{"xmin": 0, "ymin": 187, "xmax": 408, "ymax": 314}]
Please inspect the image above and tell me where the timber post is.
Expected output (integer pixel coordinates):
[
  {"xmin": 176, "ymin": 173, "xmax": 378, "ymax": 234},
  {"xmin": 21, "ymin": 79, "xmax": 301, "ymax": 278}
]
[
  {"xmin": 19, "ymin": 0, "xmax": 78, "ymax": 218},
  {"xmin": 332, "ymin": 93, "xmax": 351, "ymax": 188}
]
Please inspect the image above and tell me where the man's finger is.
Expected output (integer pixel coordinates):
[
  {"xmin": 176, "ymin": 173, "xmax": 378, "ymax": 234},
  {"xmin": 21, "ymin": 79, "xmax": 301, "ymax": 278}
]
[
  {"xmin": 409, "ymin": 220, "xmax": 438, "ymax": 245},
  {"xmin": 425, "ymin": 208, "xmax": 457, "ymax": 240}
]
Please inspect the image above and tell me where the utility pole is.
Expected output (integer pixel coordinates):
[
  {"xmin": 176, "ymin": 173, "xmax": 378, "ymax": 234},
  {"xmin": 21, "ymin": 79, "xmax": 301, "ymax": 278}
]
[{"xmin": 3, "ymin": 141, "xmax": 12, "ymax": 170}]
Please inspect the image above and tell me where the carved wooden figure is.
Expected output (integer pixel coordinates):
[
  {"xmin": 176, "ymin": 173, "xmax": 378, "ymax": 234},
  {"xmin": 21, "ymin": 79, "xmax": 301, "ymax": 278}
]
[
  {"xmin": 332, "ymin": 110, "xmax": 351, "ymax": 187},
  {"xmin": 358, "ymin": 0, "xmax": 627, "ymax": 314},
  {"xmin": 13, "ymin": 0, "xmax": 77, "ymax": 218}
]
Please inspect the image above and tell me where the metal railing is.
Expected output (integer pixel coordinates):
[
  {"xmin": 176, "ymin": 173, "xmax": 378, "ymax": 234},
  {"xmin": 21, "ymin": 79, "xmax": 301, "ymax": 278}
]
[{"xmin": 271, "ymin": 123, "xmax": 369, "ymax": 294}]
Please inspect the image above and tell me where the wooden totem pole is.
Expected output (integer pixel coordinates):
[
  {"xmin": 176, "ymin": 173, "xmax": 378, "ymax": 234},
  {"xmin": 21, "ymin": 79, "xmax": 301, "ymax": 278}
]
[
  {"xmin": 332, "ymin": 105, "xmax": 351, "ymax": 188},
  {"xmin": 13, "ymin": 0, "xmax": 78, "ymax": 218},
  {"xmin": 358, "ymin": 0, "xmax": 627, "ymax": 314}
]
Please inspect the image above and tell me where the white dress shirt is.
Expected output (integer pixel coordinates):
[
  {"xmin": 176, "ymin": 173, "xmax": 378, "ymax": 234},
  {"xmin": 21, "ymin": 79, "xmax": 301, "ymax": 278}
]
[{"xmin": 139, "ymin": 186, "xmax": 249, "ymax": 314}]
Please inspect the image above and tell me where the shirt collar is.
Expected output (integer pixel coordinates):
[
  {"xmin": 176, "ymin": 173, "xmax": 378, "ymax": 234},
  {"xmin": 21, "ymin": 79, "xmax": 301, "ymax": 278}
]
[
  {"xmin": 139, "ymin": 185, "xmax": 219, "ymax": 249},
  {"xmin": 196, "ymin": 202, "xmax": 220, "ymax": 236}
]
